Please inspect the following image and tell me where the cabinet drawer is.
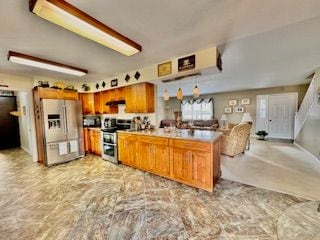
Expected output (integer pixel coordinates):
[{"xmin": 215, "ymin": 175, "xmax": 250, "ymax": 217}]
[
  {"xmin": 170, "ymin": 139, "xmax": 211, "ymax": 152},
  {"xmin": 139, "ymin": 136, "xmax": 168, "ymax": 145},
  {"xmin": 118, "ymin": 133, "xmax": 136, "ymax": 141}
]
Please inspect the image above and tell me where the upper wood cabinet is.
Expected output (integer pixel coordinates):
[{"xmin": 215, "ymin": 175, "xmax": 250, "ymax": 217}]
[
  {"xmin": 125, "ymin": 83, "xmax": 154, "ymax": 113},
  {"xmin": 80, "ymin": 83, "xmax": 154, "ymax": 115},
  {"xmin": 37, "ymin": 87, "xmax": 79, "ymax": 100},
  {"xmin": 109, "ymin": 87, "xmax": 125, "ymax": 101},
  {"xmin": 63, "ymin": 90, "xmax": 79, "ymax": 100},
  {"xmin": 94, "ymin": 92, "xmax": 104, "ymax": 114},
  {"xmin": 80, "ymin": 93, "xmax": 95, "ymax": 115},
  {"xmin": 102, "ymin": 91, "xmax": 118, "ymax": 114}
]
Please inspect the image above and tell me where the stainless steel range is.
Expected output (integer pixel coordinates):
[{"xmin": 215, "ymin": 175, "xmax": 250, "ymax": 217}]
[{"xmin": 101, "ymin": 118, "xmax": 131, "ymax": 164}]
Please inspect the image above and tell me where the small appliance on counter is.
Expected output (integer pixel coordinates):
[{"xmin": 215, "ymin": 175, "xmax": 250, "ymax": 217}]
[
  {"xmin": 103, "ymin": 118, "xmax": 116, "ymax": 129},
  {"xmin": 83, "ymin": 115, "xmax": 101, "ymax": 128},
  {"xmin": 101, "ymin": 118, "xmax": 131, "ymax": 164}
]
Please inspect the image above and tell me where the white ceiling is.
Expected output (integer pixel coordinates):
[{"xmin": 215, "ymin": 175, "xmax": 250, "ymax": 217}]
[{"xmin": 0, "ymin": 0, "xmax": 320, "ymax": 93}]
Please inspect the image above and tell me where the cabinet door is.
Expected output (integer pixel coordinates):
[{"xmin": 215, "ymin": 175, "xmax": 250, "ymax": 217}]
[
  {"xmin": 124, "ymin": 85, "xmax": 136, "ymax": 113},
  {"xmin": 170, "ymin": 147, "xmax": 192, "ymax": 181},
  {"xmin": 93, "ymin": 131, "xmax": 102, "ymax": 156},
  {"xmin": 103, "ymin": 91, "xmax": 118, "ymax": 114},
  {"xmin": 94, "ymin": 92, "xmax": 103, "ymax": 114},
  {"xmin": 154, "ymin": 144, "xmax": 170, "ymax": 176},
  {"xmin": 190, "ymin": 150, "xmax": 212, "ymax": 189},
  {"xmin": 118, "ymin": 134, "xmax": 138, "ymax": 167},
  {"xmin": 84, "ymin": 129, "xmax": 90, "ymax": 152},
  {"xmin": 117, "ymin": 87, "xmax": 124, "ymax": 100},
  {"xmin": 135, "ymin": 84, "xmax": 146, "ymax": 113},
  {"xmin": 80, "ymin": 93, "xmax": 95, "ymax": 115},
  {"xmin": 64, "ymin": 91, "xmax": 79, "ymax": 100},
  {"xmin": 139, "ymin": 141, "xmax": 152, "ymax": 171},
  {"xmin": 39, "ymin": 88, "xmax": 58, "ymax": 99}
]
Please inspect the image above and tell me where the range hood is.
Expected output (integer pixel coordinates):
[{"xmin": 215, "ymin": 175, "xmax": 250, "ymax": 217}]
[{"xmin": 105, "ymin": 100, "xmax": 126, "ymax": 106}]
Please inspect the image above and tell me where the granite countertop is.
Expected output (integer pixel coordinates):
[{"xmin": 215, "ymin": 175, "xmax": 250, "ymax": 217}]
[{"xmin": 118, "ymin": 128, "xmax": 222, "ymax": 142}]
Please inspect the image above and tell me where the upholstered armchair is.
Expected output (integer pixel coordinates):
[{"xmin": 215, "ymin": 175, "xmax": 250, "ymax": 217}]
[{"xmin": 221, "ymin": 123, "xmax": 251, "ymax": 157}]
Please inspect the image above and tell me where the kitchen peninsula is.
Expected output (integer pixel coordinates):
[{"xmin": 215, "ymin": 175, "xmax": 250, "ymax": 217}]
[{"xmin": 118, "ymin": 129, "xmax": 222, "ymax": 192}]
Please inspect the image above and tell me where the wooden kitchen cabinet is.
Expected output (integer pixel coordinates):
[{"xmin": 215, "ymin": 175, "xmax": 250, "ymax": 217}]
[
  {"xmin": 169, "ymin": 140, "xmax": 213, "ymax": 191},
  {"xmin": 63, "ymin": 90, "xmax": 79, "ymax": 100},
  {"xmin": 80, "ymin": 93, "xmax": 95, "ymax": 115},
  {"xmin": 118, "ymin": 133, "xmax": 139, "ymax": 167},
  {"xmin": 125, "ymin": 83, "xmax": 155, "ymax": 113},
  {"xmin": 84, "ymin": 128, "xmax": 91, "ymax": 152},
  {"xmin": 138, "ymin": 136, "xmax": 170, "ymax": 177},
  {"xmin": 109, "ymin": 87, "xmax": 125, "ymax": 101},
  {"xmin": 94, "ymin": 92, "xmax": 104, "ymax": 114},
  {"xmin": 102, "ymin": 91, "xmax": 118, "ymax": 114},
  {"xmin": 118, "ymin": 131, "xmax": 221, "ymax": 192},
  {"xmin": 92, "ymin": 130, "xmax": 102, "ymax": 156},
  {"xmin": 83, "ymin": 128, "xmax": 101, "ymax": 156},
  {"xmin": 37, "ymin": 87, "xmax": 79, "ymax": 100}
]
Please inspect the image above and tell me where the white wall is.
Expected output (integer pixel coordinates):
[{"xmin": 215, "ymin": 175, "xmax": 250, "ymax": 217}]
[
  {"xmin": 295, "ymin": 69, "xmax": 320, "ymax": 160},
  {"xmin": 16, "ymin": 91, "xmax": 32, "ymax": 153}
]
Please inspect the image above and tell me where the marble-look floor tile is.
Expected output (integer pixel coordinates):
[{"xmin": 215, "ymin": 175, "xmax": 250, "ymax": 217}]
[
  {"xmin": 146, "ymin": 206, "xmax": 185, "ymax": 239},
  {"xmin": 108, "ymin": 210, "xmax": 146, "ymax": 240},
  {"xmin": 0, "ymin": 148, "xmax": 316, "ymax": 240}
]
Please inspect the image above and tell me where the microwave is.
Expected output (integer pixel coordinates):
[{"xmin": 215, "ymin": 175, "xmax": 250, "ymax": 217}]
[{"xmin": 83, "ymin": 116, "xmax": 101, "ymax": 128}]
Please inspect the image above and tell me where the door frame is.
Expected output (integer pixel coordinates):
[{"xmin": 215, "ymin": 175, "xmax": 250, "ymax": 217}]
[
  {"xmin": 0, "ymin": 88, "xmax": 38, "ymax": 162},
  {"xmin": 256, "ymin": 92, "xmax": 298, "ymax": 139}
]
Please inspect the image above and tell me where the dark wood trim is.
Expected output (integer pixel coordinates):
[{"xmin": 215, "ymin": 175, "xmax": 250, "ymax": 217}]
[
  {"xmin": 30, "ymin": 0, "xmax": 142, "ymax": 53},
  {"xmin": 8, "ymin": 51, "xmax": 88, "ymax": 74},
  {"xmin": 29, "ymin": 0, "xmax": 37, "ymax": 12}
]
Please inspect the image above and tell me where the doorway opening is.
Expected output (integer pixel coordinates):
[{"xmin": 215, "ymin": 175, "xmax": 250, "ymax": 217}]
[{"xmin": 0, "ymin": 90, "xmax": 35, "ymax": 160}]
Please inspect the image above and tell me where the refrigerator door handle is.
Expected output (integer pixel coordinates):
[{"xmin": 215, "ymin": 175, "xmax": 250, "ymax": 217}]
[{"xmin": 64, "ymin": 105, "xmax": 68, "ymax": 135}]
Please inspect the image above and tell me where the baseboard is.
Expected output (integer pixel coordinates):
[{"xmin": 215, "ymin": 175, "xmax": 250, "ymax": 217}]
[
  {"xmin": 294, "ymin": 142, "xmax": 319, "ymax": 162},
  {"xmin": 20, "ymin": 145, "xmax": 31, "ymax": 154}
]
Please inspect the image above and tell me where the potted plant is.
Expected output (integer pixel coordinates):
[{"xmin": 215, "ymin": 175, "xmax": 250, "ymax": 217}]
[{"xmin": 256, "ymin": 130, "xmax": 268, "ymax": 140}]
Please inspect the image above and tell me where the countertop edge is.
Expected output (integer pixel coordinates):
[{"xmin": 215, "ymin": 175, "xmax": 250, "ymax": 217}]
[{"xmin": 117, "ymin": 129, "xmax": 222, "ymax": 143}]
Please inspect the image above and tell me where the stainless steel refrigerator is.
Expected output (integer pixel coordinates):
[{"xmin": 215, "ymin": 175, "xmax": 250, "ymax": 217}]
[{"xmin": 42, "ymin": 99, "xmax": 84, "ymax": 166}]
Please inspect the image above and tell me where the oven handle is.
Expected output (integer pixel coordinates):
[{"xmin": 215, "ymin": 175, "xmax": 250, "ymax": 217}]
[{"xmin": 103, "ymin": 143, "xmax": 117, "ymax": 146}]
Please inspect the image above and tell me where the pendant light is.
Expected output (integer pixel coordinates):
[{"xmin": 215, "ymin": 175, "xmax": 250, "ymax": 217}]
[
  {"xmin": 192, "ymin": 79, "xmax": 200, "ymax": 98},
  {"xmin": 176, "ymin": 80, "xmax": 183, "ymax": 100},
  {"xmin": 163, "ymin": 89, "xmax": 169, "ymax": 101}
]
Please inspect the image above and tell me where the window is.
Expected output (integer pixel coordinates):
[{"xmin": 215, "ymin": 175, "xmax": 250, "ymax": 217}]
[{"xmin": 181, "ymin": 98, "xmax": 214, "ymax": 120}]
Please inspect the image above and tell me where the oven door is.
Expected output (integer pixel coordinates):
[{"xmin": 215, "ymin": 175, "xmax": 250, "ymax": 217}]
[
  {"xmin": 103, "ymin": 132, "xmax": 116, "ymax": 144},
  {"xmin": 102, "ymin": 143, "xmax": 118, "ymax": 164}
]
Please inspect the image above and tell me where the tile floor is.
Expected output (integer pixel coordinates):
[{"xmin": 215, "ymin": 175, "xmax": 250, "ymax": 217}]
[
  {"xmin": 0, "ymin": 148, "xmax": 316, "ymax": 239},
  {"xmin": 222, "ymin": 138, "xmax": 320, "ymax": 200}
]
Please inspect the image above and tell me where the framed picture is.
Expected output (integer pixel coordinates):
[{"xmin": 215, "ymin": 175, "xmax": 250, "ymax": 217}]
[
  {"xmin": 241, "ymin": 98, "xmax": 250, "ymax": 105},
  {"xmin": 235, "ymin": 107, "xmax": 244, "ymax": 113},
  {"xmin": 178, "ymin": 54, "xmax": 195, "ymax": 72},
  {"xmin": 229, "ymin": 99, "xmax": 237, "ymax": 106},
  {"xmin": 158, "ymin": 61, "xmax": 172, "ymax": 77},
  {"xmin": 224, "ymin": 107, "xmax": 232, "ymax": 114},
  {"xmin": 111, "ymin": 79, "xmax": 118, "ymax": 87}
]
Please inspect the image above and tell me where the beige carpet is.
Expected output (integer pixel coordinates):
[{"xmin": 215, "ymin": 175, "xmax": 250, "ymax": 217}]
[{"xmin": 221, "ymin": 138, "xmax": 320, "ymax": 200}]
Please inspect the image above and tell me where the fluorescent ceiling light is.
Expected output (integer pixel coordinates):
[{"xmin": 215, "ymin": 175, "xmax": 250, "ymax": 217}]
[
  {"xmin": 8, "ymin": 51, "xmax": 88, "ymax": 76},
  {"xmin": 29, "ymin": 0, "xmax": 142, "ymax": 56}
]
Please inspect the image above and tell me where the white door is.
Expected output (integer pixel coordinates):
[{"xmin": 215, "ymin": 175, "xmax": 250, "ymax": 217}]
[{"xmin": 268, "ymin": 94, "xmax": 297, "ymax": 139}]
